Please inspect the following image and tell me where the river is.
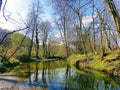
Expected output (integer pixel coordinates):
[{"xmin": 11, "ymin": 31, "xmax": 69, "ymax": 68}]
[{"xmin": 5, "ymin": 60, "xmax": 120, "ymax": 90}]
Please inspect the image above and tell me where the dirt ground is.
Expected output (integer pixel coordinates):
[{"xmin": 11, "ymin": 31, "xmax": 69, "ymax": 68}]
[{"xmin": 0, "ymin": 73, "xmax": 46, "ymax": 90}]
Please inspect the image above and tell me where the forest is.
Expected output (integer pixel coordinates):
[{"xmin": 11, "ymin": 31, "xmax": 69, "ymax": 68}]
[
  {"xmin": 0, "ymin": 0, "xmax": 120, "ymax": 90},
  {"xmin": 0, "ymin": 0, "xmax": 120, "ymax": 74}
]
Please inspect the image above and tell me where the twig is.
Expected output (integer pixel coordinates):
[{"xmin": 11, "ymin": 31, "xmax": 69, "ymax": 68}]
[
  {"xmin": 2, "ymin": 0, "xmax": 8, "ymax": 21},
  {"xmin": 0, "ymin": 0, "xmax": 2, "ymax": 11},
  {"xmin": 0, "ymin": 26, "xmax": 29, "ymax": 44}
]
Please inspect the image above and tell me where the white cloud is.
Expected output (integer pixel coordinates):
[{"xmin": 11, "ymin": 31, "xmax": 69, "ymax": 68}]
[
  {"xmin": 0, "ymin": 0, "xmax": 54, "ymax": 31},
  {"xmin": 0, "ymin": 0, "xmax": 30, "ymax": 30},
  {"xmin": 82, "ymin": 16, "xmax": 94, "ymax": 25}
]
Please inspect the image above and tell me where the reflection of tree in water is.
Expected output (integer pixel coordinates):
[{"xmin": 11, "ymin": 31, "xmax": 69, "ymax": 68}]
[
  {"xmin": 103, "ymin": 75, "xmax": 120, "ymax": 90},
  {"xmin": 27, "ymin": 63, "xmax": 31, "ymax": 85},
  {"xmin": 42, "ymin": 61, "xmax": 47, "ymax": 87},
  {"xmin": 64, "ymin": 69, "xmax": 120, "ymax": 90},
  {"xmin": 25, "ymin": 61, "xmax": 120, "ymax": 90},
  {"xmin": 34, "ymin": 62, "xmax": 38, "ymax": 82},
  {"xmin": 64, "ymin": 65, "xmax": 72, "ymax": 90}
]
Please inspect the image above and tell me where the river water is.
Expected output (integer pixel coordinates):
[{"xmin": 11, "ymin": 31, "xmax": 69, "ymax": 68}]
[{"xmin": 10, "ymin": 60, "xmax": 120, "ymax": 90}]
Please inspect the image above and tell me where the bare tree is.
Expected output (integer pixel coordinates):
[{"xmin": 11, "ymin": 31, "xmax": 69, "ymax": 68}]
[
  {"xmin": 27, "ymin": 0, "xmax": 42, "ymax": 59},
  {"xmin": 52, "ymin": 0, "xmax": 73, "ymax": 56},
  {"xmin": 92, "ymin": 0, "xmax": 97, "ymax": 54},
  {"xmin": 39, "ymin": 21, "xmax": 51, "ymax": 58},
  {"xmin": 105, "ymin": 0, "xmax": 120, "ymax": 37}
]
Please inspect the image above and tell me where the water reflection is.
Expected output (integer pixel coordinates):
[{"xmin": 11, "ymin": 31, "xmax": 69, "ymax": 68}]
[{"xmin": 17, "ymin": 61, "xmax": 120, "ymax": 90}]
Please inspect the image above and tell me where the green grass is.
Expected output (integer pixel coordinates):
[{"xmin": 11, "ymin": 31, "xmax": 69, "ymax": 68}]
[
  {"xmin": 89, "ymin": 54, "xmax": 100, "ymax": 60},
  {"xmin": 88, "ymin": 60, "xmax": 107, "ymax": 70},
  {"xmin": 67, "ymin": 50, "xmax": 120, "ymax": 74},
  {"xmin": 67, "ymin": 54, "xmax": 86, "ymax": 65}
]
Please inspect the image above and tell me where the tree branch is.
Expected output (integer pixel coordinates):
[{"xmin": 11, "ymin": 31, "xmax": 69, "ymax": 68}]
[
  {"xmin": 0, "ymin": 26, "xmax": 29, "ymax": 44},
  {"xmin": 2, "ymin": 0, "xmax": 8, "ymax": 21}
]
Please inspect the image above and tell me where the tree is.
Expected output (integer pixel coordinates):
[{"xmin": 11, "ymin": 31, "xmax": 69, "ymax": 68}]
[
  {"xmin": 105, "ymin": 0, "xmax": 120, "ymax": 37},
  {"xmin": 92, "ymin": 0, "xmax": 97, "ymax": 54},
  {"xmin": 27, "ymin": 0, "xmax": 42, "ymax": 59},
  {"xmin": 52, "ymin": 0, "xmax": 72, "ymax": 56},
  {"xmin": 39, "ymin": 20, "xmax": 51, "ymax": 58}
]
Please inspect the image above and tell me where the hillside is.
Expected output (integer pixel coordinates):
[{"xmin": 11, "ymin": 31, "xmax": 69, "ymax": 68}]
[{"xmin": 0, "ymin": 28, "xmax": 11, "ymax": 43}]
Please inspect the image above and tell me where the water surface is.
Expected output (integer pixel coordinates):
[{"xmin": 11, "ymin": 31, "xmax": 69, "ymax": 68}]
[{"xmin": 11, "ymin": 60, "xmax": 120, "ymax": 90}]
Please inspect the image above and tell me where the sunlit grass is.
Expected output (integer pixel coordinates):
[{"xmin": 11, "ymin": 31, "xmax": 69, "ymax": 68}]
[
  {"xmin": 88, "ymin": 54, "xmax": 100, "ymax": 60},
  {"xmin": 67, "ymin": 54, "xmax": 86, "ymax": 65},
  {"xmin": 88, "ymin": 60, "xmax": 107, "ymax": 70},
  {"xmin": 68, "ymin": 50, "xmax": 120, "ymax": 74},
  {"xmin": 105, "ymin": 60, "xmax": 120, "ymax": 71}
]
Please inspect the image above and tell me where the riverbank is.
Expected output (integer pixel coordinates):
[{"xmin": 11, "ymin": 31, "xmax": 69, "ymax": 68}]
[
  {"xmin": 68, "ymin": 50, "xmax": 120, "ymax": 76},
  {"xmin": 0, "ymin": 73, "xmax": 44, "ymax": 90},
  {"xmin": 0, "ymin": 73, "xmax": 21, "ymax": 90},
  {"xmin": 0, "ymin": 59, "xmax": 119, "ymax": 90},
  {"xmin": 0, "ymin": 58, "xmax": 20, "ymax": 73}
]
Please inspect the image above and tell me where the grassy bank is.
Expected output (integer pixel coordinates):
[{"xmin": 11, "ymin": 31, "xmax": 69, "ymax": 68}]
[{"xmin": 67, "ymin": 50, "xmax": 120, "ymax": 76}]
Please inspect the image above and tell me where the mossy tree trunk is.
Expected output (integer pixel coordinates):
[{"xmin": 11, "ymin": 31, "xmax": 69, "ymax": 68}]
[{"xmin": 105, "ymin": 0, "xmax": 120, "ymax": 37}]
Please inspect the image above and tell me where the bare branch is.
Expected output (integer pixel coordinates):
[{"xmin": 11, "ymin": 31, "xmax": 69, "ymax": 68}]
[
  {"xmin": 7, "ymin": 28, "xmax": 30, "ymax": 60},
  {"xmin": 0, "ymin": 0, "xmax": 2, "ymax": 11},
  {"xmin": 0, "ymin": 26, "xmax": 29, "ymax": 44},
  {"xmin": 2, "ymin": 0, "xmax": 8, "ymax": 21}
]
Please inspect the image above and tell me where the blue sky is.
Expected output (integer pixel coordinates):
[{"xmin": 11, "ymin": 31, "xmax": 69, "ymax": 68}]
[
  {"xmin": 0, "ymin": 0, "xmax": 93, "ymax": 31},
  {"xmin": 0, "ymin": 0, "xmax": 53, "ymax": 30}
]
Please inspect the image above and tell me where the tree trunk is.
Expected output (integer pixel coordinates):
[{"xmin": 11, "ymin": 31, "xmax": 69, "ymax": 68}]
[
  {"xmin": 105, "ymin": 0, "xmax": 120, "ymax": 37},
  {"xmin": 35, "ymin": 23, "xmax": 39, "ymax": 59},
  {"xmin": 92, "ymin": 0, "xmax": 97, "ymax": 54},
  {"xmin": 28, "ymin": 25, "xmax": 35, "ymax": 59}
]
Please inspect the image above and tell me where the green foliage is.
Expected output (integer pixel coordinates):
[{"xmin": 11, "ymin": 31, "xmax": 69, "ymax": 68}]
[
  {"xmin": 11, "ymin": 32, "xmax": 30, "ymax": 46},
  {"xmin": 57, "ymin": 45, "xmax": 67, "ymax": 57},
  {"xmin": 0, "ymin": 62, "xmax": 6, "ymax": 72},
  {"xmin": 88, "ymin": 60, "xmax": 107, "ymax": 70},
  {"xmin": 9, "ymin": 58, "xmax": 20, "ymax": 66},
  {"xmin": 89, "ymin": 54, "xmax": 100, "ymax": 60},
  {"xmin": 17, "ymin": 54, "xmax": 38, "ymax": 62},
  {"xmin": 70, "ymin": 51, "xmax": 77, "ymax": 55},
  {"xmin": 2, "ymin": 59, "xmax": 11, "ymax": 67},
  {"xmin": 10, "ymin": 32, "xmax": 31, "ymax": 60},
  {"xmin": 67, "ymin": 54, "xmax": 86, "ymax": 65},
  {"xmin": 11, "ymin": 33, "xmax": 23, "ymax": 46},
  {"xmin": 68, "ymin": 50, "xmax": 120, "ymax": 75},
  {"xmin": 17, "ymin": 54, "xmax": 29, "ymax": 62},
  {"xmin": 0, "ymin": 57, "xmax": 20, "ymax": 73}
]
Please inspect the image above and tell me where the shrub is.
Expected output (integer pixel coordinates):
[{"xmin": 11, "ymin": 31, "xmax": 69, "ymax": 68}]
[
  {"xmin": 2, "ymin": 60, "xmax": 11, "ymax": 67},
  {"xmin": 0, "ymin": 63, "xmax": 6, "ymax": 73},
  {"xmin": 17, "ymin": 54, "xmax": 29, "ymax": 62},
  {"xmin": 9, "ymin": 58, "xmax": 20, "ymax": 67}
]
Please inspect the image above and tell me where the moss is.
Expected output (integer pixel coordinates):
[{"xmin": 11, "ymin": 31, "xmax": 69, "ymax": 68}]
[
  {"xmin": 67, "ymin": 54, "xmax": 86, "ymax": 65},
  {"xmin": 104, "ymin": 54, "xmax": 118, "ymax": 61},
  {"xmin": 88, "ymin": 60, "xmax": 107, "ymax": 70},
  {"xmin": 105, "ymin": 60, "xmax": 120, "ymax": 71},
  {"xmin": 89, "ymin": 54, "xmax": 100, "ymax": 60},
  {"xmin": 68, "ymin": 50, "xmax": 120, "ymax": 76}
]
